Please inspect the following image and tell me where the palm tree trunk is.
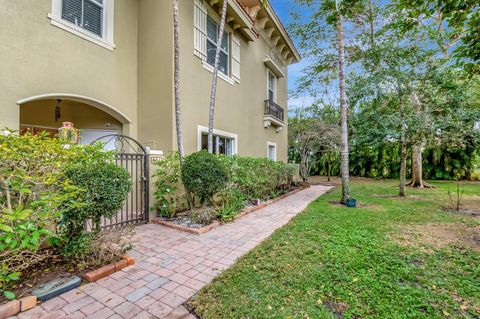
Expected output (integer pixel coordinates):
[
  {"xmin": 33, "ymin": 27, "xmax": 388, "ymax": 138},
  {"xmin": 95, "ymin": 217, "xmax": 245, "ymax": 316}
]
[
  {"xmin": 338, "ymin": 14, "xmax": 351, "ymax": 204},
  {"xmin": 172, "ymin": 0, "xmax": 184, "ymax": 161},
  {"xmin": 173, "ymin": 0, "xmax": 193, "ymax": 209},
  {"xmin": 208, "ymin": 0, "xmax": 228, "ymax": 153},
  {"xmin": 399, "ymin": 90, "xmax": 407, "ymax": 197}
]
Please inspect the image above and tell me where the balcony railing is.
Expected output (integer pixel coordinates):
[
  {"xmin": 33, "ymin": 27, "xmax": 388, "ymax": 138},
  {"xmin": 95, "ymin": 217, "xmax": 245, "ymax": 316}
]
[{"xmin": 264, "ymin": 99, "xmax": 284, "ymax": 122}]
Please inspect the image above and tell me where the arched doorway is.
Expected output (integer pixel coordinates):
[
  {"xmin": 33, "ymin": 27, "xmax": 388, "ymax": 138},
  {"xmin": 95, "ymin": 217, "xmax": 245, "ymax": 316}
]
[{"xmin": 17, "ymin": 94, "xmax": 131, "ymax": 144}]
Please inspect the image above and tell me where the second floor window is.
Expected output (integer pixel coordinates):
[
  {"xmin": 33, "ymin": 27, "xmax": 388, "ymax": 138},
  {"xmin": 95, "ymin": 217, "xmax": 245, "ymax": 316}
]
[
  {"xmin": 268, "ymin": 70, "xmax": 277, "ymax": 102},
  {"xmin": 62, "ymin": 0, "xmax": 104, "ymax": 37},
  {"xmin": 206, "ymin": 16, "xmax": 229, "ymax": 76}
]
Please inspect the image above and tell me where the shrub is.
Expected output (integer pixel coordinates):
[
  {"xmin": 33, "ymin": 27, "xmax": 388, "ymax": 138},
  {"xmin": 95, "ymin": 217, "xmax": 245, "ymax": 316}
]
[
  {"xmin": 182, "ymin": 151, "xmax": 228, "ymax": 205},
  {"xmin": 0, "ymin": 131, "xmax": 74, "ymax": 298},
  {"xmin": 153, "ymin": 152, "xmax": 181, "ymax": 218},
  {"xmin": 219, "ymin": 156, "xmax": 296, "ymax": 200},
  {"xmin": 61, "ymin": 162, "xmax": 131, "ymax": 235},
  {"xmin": 216, "ymin": 188, "xmax": 246, "ymax": 222}
]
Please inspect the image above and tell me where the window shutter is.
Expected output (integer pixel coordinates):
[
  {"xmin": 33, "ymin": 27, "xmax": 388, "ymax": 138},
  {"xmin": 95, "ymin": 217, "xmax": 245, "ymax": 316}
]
[
  {"xmin": 232, "ymin": 34, "xmax": 241, "ymax": 82},
  {"xmin": 194, "ymin": 0, "xmax": 207, "ymax": 60}
]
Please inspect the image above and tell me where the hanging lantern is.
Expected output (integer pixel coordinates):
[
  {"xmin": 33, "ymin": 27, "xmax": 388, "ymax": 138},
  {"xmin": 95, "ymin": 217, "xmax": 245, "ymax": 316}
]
[{"xmin": 55, "ymin": 99, "xmax": 62, "ymax": 122}]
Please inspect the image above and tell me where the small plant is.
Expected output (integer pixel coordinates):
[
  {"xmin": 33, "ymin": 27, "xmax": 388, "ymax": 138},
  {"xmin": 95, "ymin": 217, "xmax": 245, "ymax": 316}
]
[
  {"xmin": 216, "ymin": 189, "xmax": 246, "ymax": 222},
  {"xmin": 153, "ymin": 152, "xmax": 181, "ymax": 218},
  {"xmin": 447, "ymin": 179, "xmax": 464, "ymax": 212},
  {"xmin": 182, "ymin": 151, "xmax": 228, "ymax": 205}
]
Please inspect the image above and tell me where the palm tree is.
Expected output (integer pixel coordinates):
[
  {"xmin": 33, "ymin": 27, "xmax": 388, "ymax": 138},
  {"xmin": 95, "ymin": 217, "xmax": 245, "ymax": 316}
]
[
  {"xmin": 207, "ymin": 0, "xmax": 229, "ymax": 153},
  {"xmin": 172, "ymin": 0, "xmax": 185, "ymax": 161},
  {"xmin": 337, "ymin": 9, "xmax": 352, "ymax": 203}
]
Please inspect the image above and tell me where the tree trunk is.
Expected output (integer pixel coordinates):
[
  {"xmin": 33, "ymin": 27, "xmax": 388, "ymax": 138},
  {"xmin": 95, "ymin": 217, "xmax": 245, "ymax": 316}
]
[
  {"xmin": 408, "ymin": 92, "xmax": 425, "ymax": 188},
  {"xmin": 173, "ymin": 0, "xmax": 193, "ymax": 209},
  {"xmin": 327, "ymin": 153, "xmax": 331, "ymax": 182},
  {"xmin": 207, "ymin": 0, "xmax": 228, "ymax": 153},
  {"xmin": 399, "ymin": 89, "xmax": 406, "ymax": 197},
  {"xmin": 172, "ymin": 0, "xmax": 184, "ymax": 161},
  {"xmin": 338, "ymin": 14, "xmax": 351, "ymax": 204},
  {"xmin": 300, "ymin": 147, "xmax": 309, "ymax": 182}
]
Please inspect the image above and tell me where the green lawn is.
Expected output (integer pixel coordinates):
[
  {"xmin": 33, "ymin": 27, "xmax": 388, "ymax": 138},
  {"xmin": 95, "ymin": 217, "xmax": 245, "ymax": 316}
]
[{"xmin": 189, "ymin": 179, "xmax": 480, "ymax": 319}]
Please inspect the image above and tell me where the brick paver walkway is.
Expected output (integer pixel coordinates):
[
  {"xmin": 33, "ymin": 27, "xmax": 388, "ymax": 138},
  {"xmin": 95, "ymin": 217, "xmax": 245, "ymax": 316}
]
[{"xmin": 19, "ymin": 185, "xmax": 332, "ymax": 319}]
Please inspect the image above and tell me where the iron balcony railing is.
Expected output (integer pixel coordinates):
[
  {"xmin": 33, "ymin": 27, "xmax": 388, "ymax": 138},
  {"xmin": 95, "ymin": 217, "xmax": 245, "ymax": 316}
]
[{"xmin": 264, "ymin": 99, "xmax": 284, "ymax": 122}]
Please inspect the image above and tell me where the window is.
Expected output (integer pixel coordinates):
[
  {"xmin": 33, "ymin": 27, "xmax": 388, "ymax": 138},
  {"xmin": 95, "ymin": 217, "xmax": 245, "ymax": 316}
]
[
  {"xmin": 267, "ymin": 70, "xmax": 277, "ymax": 102},
  {"xmin": 62, "ymin": 0, "xmax": 104, "ymax": 37},
  {"xmin": 49, "ymin": 0, "xmax": 115, "ymax": 50},
  {"xmin": 201, "ymin": 133, "xmax": 234, "ymax": 155},
  {"xmin": 267, "ymin": 142, "xmax": 277, "ymax": 161},
  {"xmin": 206, "ymin": 16, "xmax": 229, "ymax": 76},
  {"xmin": 198, "ymin": 126, "xmax": 237, "ymax": 156},
  {"xmin": 194, "ymin": 0, "xmax": 240, "ymax": 83}
]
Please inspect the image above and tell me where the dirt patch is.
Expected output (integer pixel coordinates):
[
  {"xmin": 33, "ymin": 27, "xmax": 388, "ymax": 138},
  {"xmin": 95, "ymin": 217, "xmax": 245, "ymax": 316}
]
[
  {"xmin": 390, "ymin": 223, "xmax": 480, "ymax": 252},
  {"xmin": 323, "ymin": 300, "xmax": 351, "ymax": 319}
]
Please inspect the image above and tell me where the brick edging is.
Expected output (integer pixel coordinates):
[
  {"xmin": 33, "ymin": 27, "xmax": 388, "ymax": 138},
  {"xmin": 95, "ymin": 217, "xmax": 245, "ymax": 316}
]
[
  {"xmin": 83, "ymin": 255, "xmax": 135, "ymax": 282},
  {"xmin": 152, "ymin": 184, "xmax": 310, "ymax": 235},
  {"xmin": 0, "ymin": 256, "xmax": 135, "ymax": 319}
]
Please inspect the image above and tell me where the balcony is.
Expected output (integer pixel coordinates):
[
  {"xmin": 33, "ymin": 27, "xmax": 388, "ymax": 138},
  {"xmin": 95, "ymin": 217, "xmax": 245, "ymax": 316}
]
[{"xmin": 264, "ymin": 100, "xmax": 285, "ymax": 132}]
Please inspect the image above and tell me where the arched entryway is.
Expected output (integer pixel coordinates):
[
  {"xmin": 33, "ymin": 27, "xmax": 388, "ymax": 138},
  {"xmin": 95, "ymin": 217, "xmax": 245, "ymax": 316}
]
[{"xmin": 17, "ymin": 94, "xmax": 131, "ymax": 145}]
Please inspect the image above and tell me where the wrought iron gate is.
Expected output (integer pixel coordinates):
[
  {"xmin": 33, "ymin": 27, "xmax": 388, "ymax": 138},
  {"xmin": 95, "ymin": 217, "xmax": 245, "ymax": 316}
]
[{"xmin": 91, "ymin": 134, "xmax": 149, "ymax": 228}]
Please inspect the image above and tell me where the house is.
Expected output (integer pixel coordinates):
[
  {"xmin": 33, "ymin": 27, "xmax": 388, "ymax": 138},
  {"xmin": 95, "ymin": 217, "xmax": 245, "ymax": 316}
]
[{"xmin": 0, "ymin": 0, "xmax": 300, "ymax": 161}]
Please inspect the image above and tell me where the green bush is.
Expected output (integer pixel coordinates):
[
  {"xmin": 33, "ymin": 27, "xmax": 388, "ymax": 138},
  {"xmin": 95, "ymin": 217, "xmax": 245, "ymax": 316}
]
[
  {"xmin": 182, "ymin": 151, "xmax": 228, "ymax": 205},
  {"xmin": 62, "ymin": 162, "xmax": 131, "ymax": 235},
  {"xmin": 219, "ymin": 156, "xmax": 296, "ymax": 200},
  {"xmin": 0, "ymin": 130, "xmax": 112, "ymax": 298},
  {"xmin": 153, "ymin": 152, "xmax": 181, "ymax": 218}
]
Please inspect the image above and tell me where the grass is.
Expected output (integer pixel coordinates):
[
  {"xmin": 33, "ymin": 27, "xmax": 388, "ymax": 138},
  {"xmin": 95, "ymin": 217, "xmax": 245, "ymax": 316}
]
[{"xmin": 189, "ymin": 179, "xmax": 480, "ymax": 319}]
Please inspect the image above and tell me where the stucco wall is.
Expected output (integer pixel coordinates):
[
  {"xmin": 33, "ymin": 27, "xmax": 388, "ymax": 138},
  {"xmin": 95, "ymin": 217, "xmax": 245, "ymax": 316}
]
[
  {"xmin": 0, "ymin": 0, "xmax": 138, "ymax": 136},
  {"xmin": 176, "ymin": 0, "xmax": 289, "ymax": 161},
  {"xmin": 137, "ymin": 0, "xmax": 174, "ymax": 152}
]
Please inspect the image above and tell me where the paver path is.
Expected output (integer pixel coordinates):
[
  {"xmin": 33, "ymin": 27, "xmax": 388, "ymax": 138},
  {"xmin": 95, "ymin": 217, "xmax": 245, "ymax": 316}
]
[{"xmin": 19, "ymin": 185, "xmax": 332, "ymax": 319}]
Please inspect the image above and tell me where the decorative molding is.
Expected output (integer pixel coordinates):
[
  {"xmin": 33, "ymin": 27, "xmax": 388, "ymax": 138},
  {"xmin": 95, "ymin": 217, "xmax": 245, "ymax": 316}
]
[
  {"xmin": 256, "ymin": 17, "xmax": 268, "ymax": 29},
  {"xmin": 271, "ymin": 35, "xmax": 281, "ymax": 46},
  {"xmin": 265, "ymin": 27, "xmax": 275, "ymax": 37}
]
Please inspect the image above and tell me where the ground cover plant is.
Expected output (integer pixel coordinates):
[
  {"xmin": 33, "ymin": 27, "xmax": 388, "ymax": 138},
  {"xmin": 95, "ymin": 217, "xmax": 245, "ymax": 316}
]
[{"xmin": 190, "ymin": 178, "xmax": 480, "ymax": 319}]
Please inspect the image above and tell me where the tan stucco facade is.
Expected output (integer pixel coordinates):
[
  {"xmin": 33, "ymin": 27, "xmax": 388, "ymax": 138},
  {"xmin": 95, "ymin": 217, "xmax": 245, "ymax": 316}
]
[{"xmin": 0, "ymin": 0, "xmax": 299, "ymax": 161}]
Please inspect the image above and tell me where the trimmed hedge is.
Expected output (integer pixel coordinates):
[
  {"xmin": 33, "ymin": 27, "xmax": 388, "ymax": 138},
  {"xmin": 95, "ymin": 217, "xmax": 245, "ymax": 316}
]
[{"xmin": 218, "ymin": 155, "xmax": 297, "ymax": 200}]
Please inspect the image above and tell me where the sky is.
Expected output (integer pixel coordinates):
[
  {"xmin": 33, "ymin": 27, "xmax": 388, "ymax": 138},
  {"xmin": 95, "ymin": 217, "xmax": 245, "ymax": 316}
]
[{"xmin": 269, "ymin": 0, "xmax": 313, "ymax": 109}]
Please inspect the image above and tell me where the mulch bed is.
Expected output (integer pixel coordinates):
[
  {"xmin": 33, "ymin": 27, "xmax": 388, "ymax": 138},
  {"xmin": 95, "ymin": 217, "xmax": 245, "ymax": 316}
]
[
  {"xmin": 0, "ymin": 254, "xmax": 123, "ymax": 305},
  {"xmin": 154, "ymin": 184, "xmax": 309, "ymax": 233}
]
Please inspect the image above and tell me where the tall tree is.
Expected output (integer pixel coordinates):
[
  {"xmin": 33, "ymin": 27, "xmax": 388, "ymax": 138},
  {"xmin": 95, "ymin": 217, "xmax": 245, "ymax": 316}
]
[
  {"xmin": 207, "ymin": 0, "xmax": 229, "ymax": 153},
  {"xmin": 172, "ymin": 0, "xmax": 184, "ymax": 161},
  {"xmin": 337, "ymin": 10, "xmax": 352, "ymax": 202}
]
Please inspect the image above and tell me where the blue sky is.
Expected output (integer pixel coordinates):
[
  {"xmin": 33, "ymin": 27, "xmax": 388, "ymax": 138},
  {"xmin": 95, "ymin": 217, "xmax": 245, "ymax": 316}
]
[{"xmin": 269, "ymin": 0, "xmax": 312, "ymax": 109}]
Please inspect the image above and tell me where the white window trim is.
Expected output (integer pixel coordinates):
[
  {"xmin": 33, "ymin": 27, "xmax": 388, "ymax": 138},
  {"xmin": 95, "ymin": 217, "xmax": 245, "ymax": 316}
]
[
  {"xmin": 267, "ymin": 141, "xmax": 277, "ymax": 161},
  {"xmin": 267, "ymin": 69, "xmax": 277, "ymax": 102},
  {"xmin": 196, "ymin": 4, "xmax": 236, "ymax": 86},
  {"xmin": 49, "ymin": 0, "xmax": 116, "ymax": 51},
  {"xmin": 197, "ymin": 125, "xmax": 238, "ymax": 155},
  {"xmin": 202, "ymin": 61, "xmax": 235, "ymax": 86}
]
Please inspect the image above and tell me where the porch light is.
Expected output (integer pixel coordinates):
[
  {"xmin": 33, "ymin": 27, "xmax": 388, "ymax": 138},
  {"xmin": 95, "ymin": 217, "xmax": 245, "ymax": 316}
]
[{"xmin": 55, "ymin": 99, "xmax": 62, "ymax": 122}]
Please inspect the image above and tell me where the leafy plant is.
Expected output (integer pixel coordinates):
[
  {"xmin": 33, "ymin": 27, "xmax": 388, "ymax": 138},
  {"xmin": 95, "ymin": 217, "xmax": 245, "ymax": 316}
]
[
  {"xmin": 0, "ymin": 131, "xmax": 83, "ymax": 296},
  {"xmin": 153, "ymin": 152, "xmax": 181, "ymax": 218},
  {"xmin": 182, "ymin": 151, "xmax": 228, "ymax": 205},
  {"xmin": 216, "ymin": 189, "xmax": 246, "ymax": 222},
  {"xmin": 61, "ymin": 162, "xmax": 131, "ymax": 235}
]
